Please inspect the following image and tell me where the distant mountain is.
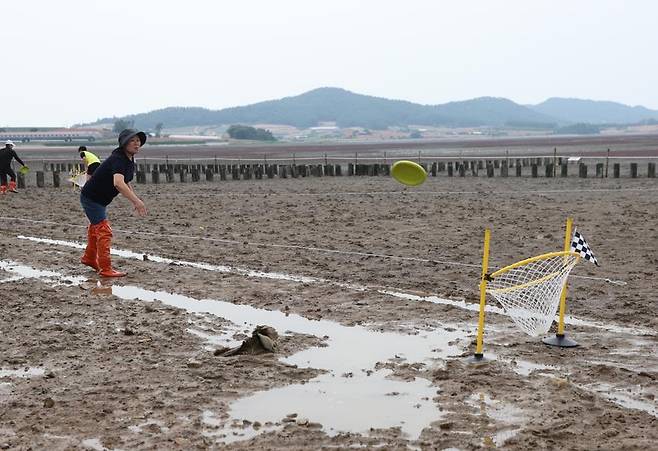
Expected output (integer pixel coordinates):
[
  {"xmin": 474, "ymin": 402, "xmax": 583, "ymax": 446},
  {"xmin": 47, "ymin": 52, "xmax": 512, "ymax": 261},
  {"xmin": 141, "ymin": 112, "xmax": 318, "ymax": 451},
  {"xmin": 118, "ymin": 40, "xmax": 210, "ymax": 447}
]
[
  {"xmin": 86, "ymin": 88, "xmax": 658, "ymax": 131},
  {"xmin": 530, "ymin": 98, "xmax": 658, "ymax": 124},
  {"xmin": 87, "ymin": 88, "xmax": 556, "ymax": 130}
]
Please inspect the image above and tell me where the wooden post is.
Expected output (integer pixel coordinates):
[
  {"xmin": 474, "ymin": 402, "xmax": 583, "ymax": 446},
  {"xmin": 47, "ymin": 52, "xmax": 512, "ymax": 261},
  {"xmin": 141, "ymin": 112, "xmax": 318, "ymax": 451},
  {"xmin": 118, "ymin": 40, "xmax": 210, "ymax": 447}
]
[
  {"xmin": 17, "ymin": 173, "xmax": 26, "ymax": 189},
  {"xmin": 561, "ymin": 163, "xmax": 568, "ymax": 177},
  {"xmin": 613, "ymin": 163, "xmax": 620, "ymax": 178},
  {"xmin": 605, "ymin": 148, "xmax": 610, "ymax": 178},
  {"xmin": 53, "ymin": 171, "xmax": 60, "ymax": 187},
  {"xmin": 630, "ymin": 163, "xmax": 638, "ymax": 178},
  {"xmin": 205, "ymin": 168, "xmax": 214, "ymax": 181},
  {"xmin": 166, "ymin": 167, "xmax": 174, "ymax": 183},
  {"xmin": 579, "ymin": 163, "xmax": 588, "ymax": 178},
  {"xmin": 458, "ymin": 163, "xmax": 466, "ymax": 177},
  {"xmin": 516, "ymin": 164, "xmax": 522, "ymax": 177},
  {"xmin": 596, "ymin": 163, "xmax": 604, "ymax": 178},
  {"xmin": 486, "ymin": 163, "xmax": 494, "ymax": 178},
  {"xmin": 500, "ymin": 161, "xmax": 508, "ymax": 177},
  {"xmin": 179, "ymin": 170, "xmax": 187, "ymax": 183},
  {"xmin": 531, "ymin": 164, "xmax": 538, "ymax": 178},
  {"xmin": 447, "ymin": 162, "xmax": 453, "ymax": 177},
  {"xmin": 136, "ymin": 171, "xmax": 146, "ymax": 184},
  {"xmin": 648, "ymin": 162, "xmax": 656, "ymax": 178},
  {"xmin": 151, "ymin": 170, "xmax": 160, "ymax": 184},
  {"xmin": 553, "ymin": 147, "xmax": 557, "ymax": 178}
]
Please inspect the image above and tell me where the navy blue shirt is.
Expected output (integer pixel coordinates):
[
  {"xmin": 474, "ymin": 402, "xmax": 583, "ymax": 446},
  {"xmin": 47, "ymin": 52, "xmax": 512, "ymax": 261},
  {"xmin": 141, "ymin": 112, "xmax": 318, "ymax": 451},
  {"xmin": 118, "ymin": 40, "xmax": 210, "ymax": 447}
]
[
  {"xmin": 0, "ymin": 147, "xmax": 25, "ymax": 169},
  {"xmin": 81, "ymin": 148, "xmax": 135, "ymax": 206}
]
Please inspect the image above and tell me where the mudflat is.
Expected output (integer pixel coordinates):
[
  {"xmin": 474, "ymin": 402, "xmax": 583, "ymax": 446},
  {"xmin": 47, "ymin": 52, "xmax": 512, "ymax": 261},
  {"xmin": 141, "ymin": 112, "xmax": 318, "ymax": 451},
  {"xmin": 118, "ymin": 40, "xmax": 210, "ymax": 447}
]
[{"xmin": 1, "ymin": 175, "xmax": 656, "ymax": 449}]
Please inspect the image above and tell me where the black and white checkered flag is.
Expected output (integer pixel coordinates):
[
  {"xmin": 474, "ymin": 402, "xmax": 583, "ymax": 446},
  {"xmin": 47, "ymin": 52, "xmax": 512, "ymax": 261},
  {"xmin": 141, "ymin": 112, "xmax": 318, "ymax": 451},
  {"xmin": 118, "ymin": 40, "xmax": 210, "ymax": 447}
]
[{"xmin": 571, "ymin": 230, "xmax": 599, "ymax": 266}]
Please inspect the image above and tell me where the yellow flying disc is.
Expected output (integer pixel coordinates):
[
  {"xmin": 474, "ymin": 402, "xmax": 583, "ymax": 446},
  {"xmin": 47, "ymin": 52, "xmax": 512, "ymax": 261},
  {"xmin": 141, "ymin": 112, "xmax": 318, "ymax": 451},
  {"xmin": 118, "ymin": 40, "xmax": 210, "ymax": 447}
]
[
  {"xmin": 18, "ymin": 166, "xmax": 29, "ymax": 175},
  {"xmin": 391, "ymin": 160, "xmax": 427, "ymax": 186}
]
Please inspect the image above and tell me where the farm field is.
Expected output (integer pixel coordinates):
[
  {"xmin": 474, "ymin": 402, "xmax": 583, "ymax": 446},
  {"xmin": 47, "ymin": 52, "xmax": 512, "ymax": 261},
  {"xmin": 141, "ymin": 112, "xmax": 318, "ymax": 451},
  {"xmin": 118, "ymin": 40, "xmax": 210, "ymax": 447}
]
[{"xmin": 1, "ymin": 174, "xmax": 657, "ymax": 449}]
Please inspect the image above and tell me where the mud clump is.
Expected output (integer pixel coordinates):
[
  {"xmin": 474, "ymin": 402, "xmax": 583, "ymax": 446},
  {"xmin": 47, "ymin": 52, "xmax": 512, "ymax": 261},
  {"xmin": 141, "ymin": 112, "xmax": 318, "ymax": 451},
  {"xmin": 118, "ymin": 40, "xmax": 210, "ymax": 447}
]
[{"xmin": 215, "ymin": 325, "xmax": 279, "ymax": 357}]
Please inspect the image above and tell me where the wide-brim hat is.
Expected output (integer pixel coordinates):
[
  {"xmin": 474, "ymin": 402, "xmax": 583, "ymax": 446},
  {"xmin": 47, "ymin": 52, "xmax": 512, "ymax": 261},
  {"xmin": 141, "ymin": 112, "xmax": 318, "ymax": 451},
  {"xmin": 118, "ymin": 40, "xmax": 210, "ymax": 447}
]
[
  {"xmin": 118, "ymin": 129, "xmax": 147, "ymax": 148},
  {"xmin": 5, "ymin": 140, "xmax": 15, "ymax": 147}
]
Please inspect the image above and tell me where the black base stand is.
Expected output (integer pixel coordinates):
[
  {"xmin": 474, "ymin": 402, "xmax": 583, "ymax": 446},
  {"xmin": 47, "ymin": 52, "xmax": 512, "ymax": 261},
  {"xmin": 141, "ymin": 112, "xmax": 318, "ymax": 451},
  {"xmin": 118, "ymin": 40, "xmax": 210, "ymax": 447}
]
[
  {"xmin": 542, "ymin": 334, "xmax": 579, "ymax": 348},
  {"xmin": 466, "ymin": 353, "xmax": 491, "ymax": 364}
]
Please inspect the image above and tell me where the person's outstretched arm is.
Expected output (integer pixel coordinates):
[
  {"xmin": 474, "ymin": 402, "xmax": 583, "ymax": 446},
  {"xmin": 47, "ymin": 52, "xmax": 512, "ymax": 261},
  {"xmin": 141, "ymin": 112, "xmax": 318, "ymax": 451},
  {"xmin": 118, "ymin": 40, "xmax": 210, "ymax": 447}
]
[
  {"xmin": 12, "ymin": 151, "xmax": 26, "ymax": 167},
  {"xmin": 113, "ymin": 173, "xmax": 147, "ymax": 216}
]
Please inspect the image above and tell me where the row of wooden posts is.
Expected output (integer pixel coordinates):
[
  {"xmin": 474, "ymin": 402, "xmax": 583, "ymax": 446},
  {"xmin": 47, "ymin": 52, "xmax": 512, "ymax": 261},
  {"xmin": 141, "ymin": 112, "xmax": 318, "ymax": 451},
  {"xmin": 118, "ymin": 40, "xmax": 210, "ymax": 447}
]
[{"xmin": 16, "ymin": 158, "xmax": 658, "ymax": 188}]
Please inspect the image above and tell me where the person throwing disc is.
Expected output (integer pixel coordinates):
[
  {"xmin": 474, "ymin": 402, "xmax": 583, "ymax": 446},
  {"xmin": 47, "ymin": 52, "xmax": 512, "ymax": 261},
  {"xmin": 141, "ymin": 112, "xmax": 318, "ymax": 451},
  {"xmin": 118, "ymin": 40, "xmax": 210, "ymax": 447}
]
[{"xmin": 79, "ymin": 129, "xmax": 148, "ymax": 277}]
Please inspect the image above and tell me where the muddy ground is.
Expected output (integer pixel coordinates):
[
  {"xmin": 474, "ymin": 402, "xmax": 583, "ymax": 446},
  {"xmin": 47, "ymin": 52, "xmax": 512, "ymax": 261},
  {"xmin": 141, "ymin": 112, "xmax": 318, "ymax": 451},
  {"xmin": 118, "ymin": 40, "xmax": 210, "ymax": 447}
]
[{"xmin": 1, "ymin": 174, "xmax": 657, "ymax": 450}]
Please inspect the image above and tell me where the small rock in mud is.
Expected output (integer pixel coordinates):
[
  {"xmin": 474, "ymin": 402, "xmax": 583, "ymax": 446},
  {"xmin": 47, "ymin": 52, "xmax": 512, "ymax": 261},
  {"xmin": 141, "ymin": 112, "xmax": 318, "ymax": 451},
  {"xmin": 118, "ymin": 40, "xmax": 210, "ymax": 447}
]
[{"xmin": 43, "ymin": 398, "xmax": 55, "ymax": 408}]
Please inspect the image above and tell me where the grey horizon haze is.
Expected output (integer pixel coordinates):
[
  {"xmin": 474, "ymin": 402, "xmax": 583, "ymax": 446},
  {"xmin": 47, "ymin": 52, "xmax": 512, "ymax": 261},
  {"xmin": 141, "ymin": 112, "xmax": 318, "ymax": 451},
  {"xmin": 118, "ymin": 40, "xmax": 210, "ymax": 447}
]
[{"xmin": 2, "ymin": 0, "xmax": 657, "ymax": 127}]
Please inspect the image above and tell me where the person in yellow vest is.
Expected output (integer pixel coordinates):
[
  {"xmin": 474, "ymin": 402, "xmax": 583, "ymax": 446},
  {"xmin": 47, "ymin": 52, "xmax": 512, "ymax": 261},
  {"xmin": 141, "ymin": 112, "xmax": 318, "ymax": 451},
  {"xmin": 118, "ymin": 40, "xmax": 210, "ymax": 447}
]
[{"xmin": 78, "ymin": 146, "xmax": 101, "ymax": 180}]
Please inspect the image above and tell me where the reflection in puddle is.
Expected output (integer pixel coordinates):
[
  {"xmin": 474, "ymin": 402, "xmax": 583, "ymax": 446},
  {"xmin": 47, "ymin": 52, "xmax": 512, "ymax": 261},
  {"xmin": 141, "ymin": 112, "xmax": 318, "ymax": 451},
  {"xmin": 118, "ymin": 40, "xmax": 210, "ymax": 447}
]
[
  {"xmin": 0, "ymin": 260, "xmax": 86, "ymax": 286},
  {"xmin": 0, "ymin": 367, "xmax": 45, "ymax": 378},
  {"xmin": 226, "ymin": 370, "xmax": 440, "ymax": 440},
  {"xmin": 110, "ymin": 285, "xmax": 464, "ymax": 440},
  {"xmin": 580, "ymin": 383, "xmax": 658, "ymax": 418},
  {"xmin": 1, "ymin": 259, "xmax": 467, "ymax": 442},
  {"xmin": 467, "ymin": 393, "xmax": 525, "ymax": 447},
  {"xmin": 509, "ymin": 359, "xmax": 558, "ymax": 377},
  {"xmin": 110, "ymin": 285, "xmax": 466, "ymax": 374}
]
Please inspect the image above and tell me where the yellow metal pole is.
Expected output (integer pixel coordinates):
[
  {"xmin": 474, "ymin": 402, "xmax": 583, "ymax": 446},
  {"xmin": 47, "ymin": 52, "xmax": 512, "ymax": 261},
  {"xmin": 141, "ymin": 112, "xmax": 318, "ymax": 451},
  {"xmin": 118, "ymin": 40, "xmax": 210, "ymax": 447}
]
[
  {"xmin": 557, "ymin": 217, "xmax": 573, "ymax": 335},
  {"xmin": 475, "ymin": 228, "xmax": 491, "ymax": 357}
]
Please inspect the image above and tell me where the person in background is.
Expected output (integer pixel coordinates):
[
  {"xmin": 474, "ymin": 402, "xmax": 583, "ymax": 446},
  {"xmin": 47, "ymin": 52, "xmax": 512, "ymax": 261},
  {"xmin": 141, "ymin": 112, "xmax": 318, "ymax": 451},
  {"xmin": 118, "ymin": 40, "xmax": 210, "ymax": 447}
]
[
  {"xmin": 78, "ymin": 145, "xmax": 101, "ymax": 180},
  {"xmin": 0, "ymin": 140, "xmax": 27, "ymax": 194},
  {"xmin": 79, "ymin": 129, "xmax": 148, "ymax": 277}
]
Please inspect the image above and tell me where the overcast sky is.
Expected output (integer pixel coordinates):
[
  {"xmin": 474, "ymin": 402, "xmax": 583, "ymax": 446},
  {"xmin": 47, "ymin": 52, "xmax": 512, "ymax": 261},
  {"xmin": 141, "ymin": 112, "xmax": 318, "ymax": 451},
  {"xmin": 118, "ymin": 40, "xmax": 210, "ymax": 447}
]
[{"xmin": 2, "ymin": 0, "xmax": 657, "ymax": 126}]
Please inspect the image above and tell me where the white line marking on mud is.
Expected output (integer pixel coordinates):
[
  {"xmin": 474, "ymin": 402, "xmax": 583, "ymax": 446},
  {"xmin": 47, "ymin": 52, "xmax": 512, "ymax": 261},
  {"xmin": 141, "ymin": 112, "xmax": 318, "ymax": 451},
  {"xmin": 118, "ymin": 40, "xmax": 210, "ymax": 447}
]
[
  {"xmin": 1, "ymin": 216, "xmax": 629, "ymax": 284},
  {"xmin": 13, "ymin": 235, "xmax": 652, "ymax": 336}
]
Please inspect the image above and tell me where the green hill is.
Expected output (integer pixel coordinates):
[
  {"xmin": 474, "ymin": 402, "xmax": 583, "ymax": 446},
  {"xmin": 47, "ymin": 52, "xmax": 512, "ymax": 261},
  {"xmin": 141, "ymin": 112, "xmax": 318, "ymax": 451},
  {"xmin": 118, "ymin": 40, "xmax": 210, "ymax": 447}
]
[{"xmin": 87, "ymin": 87, "xmax": 556, "ymax": 130}]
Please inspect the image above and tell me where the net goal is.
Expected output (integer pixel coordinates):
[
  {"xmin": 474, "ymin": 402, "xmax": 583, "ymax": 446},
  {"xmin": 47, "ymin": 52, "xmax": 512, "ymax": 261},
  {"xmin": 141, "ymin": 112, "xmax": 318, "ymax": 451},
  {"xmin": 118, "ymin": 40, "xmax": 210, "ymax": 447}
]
[{"xmin": 486, "ymin": 251, "xmax": 580, "ymax": 336}]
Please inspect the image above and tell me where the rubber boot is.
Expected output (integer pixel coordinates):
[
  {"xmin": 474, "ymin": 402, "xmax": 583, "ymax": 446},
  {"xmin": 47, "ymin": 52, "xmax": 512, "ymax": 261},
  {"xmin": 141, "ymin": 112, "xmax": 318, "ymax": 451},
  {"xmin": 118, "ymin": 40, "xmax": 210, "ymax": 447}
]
[
  {"xmin": 0, "ymin": 184, "xmax": 6, "ymax": 194},
  {"xmin": 80, "ymin": 223, "xmax": 100, "ymax": 271},
  {"xmin": 96, "ymin": 220, "xmax": 126, "ymax": 277},
  {"xmin": 8, "ymin": 180, "xmax": 17, "ymax": 193}
]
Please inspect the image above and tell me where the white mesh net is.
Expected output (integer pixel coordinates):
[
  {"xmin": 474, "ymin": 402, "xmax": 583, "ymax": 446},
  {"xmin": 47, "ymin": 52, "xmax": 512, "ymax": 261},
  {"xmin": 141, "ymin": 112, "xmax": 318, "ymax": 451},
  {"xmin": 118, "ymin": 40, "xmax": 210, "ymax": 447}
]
[{"xmin": 486, "ymin": 252, "xmax": 580, "ymax": 336}]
